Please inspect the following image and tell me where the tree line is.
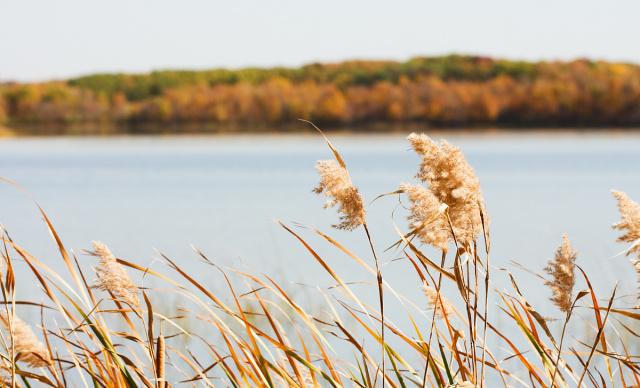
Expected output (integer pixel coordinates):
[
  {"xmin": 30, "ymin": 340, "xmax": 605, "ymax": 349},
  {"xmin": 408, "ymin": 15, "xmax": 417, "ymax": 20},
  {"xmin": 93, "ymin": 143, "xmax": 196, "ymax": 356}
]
[{"xmin": 2, "ymin": 55, "xmax": 640, "ymax": 132}]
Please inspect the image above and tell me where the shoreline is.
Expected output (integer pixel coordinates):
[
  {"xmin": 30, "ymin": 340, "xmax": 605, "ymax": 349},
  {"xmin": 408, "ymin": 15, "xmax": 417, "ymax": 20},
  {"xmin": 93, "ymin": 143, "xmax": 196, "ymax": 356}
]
[
  {"xmin": 3, "ymin": 122, "xmax": 640, "ymax": 138},
  {"xmin": 3, "ymin": 126, "xmax": 640, "ymax": 141}
]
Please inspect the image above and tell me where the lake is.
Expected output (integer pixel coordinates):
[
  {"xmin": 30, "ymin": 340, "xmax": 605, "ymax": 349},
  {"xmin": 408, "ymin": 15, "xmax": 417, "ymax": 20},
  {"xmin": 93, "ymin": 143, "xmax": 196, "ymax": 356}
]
[{"xmin": 1, "ymin": 131, "xmax": 639, "ymax": 374}]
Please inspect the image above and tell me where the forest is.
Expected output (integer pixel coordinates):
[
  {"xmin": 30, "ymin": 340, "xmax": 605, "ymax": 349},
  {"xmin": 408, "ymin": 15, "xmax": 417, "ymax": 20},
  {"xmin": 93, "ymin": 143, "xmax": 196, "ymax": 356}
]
[{"xmin": 2, "ymin": 55, "xmax": 640, "ymax": 133}]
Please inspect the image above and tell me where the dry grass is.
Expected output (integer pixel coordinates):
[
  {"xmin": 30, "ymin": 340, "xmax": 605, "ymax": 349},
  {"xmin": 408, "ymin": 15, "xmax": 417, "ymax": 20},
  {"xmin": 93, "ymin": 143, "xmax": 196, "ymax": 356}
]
[{"xmin": 0, "ymin": 129, "xmax": 638, "ymax": 387}]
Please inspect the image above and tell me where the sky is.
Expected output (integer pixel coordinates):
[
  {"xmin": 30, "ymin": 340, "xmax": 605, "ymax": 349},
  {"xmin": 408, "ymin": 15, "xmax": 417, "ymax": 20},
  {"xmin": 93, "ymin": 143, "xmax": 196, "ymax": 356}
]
[{"xmin": 2, "ymin": 0, "xmax": 640, "ymax": 82}]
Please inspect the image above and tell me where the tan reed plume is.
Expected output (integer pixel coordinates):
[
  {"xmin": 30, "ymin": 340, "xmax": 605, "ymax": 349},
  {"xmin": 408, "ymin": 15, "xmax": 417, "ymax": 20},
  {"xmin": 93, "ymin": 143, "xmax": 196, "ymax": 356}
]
[
  {"xmin": 92, "ymin": 241, "xmax": 139, "ymax": 308},
  {"xmin": 314, "ymin": 159, "xmax": 365, "ymax": 230},
  {"xmin": 422, "ymin": 282, "xmax": 454, "ymax": 319},
  {"xmin": 544, "ymin": 234, "xmax": 577, "ymax": 312},
  {"xmin": 612, "ymin": 190, "xmax": 640, "ymax": 257},
  {"xmin": 408, "ymin": 133, "xmax": 486, "ymax": 247},
  {"xmin": 612, "ymin": 190, "xmax": 640, "ymax": 305},
  {"xmin": 0, "ymin": 312, "xmax": 51, "ymax": 368},
  {"xmin": 400, "ymin": 183, "xmax": 450, "ymax": 251}
]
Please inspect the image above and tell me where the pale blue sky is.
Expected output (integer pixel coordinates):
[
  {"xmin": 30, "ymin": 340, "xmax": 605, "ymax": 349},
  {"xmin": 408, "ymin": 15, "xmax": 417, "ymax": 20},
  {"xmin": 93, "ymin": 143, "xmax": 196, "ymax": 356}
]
[{"xmin": 2, "ymin": 0, "xmax": 639, "ymax": 81}]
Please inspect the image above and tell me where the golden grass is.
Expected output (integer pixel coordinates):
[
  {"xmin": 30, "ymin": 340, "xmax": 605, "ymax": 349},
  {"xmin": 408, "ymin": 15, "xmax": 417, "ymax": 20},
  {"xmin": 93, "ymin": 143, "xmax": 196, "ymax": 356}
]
[{"xmin": 0, "ymin": 128, "xmax": 638, "ymax": 387}]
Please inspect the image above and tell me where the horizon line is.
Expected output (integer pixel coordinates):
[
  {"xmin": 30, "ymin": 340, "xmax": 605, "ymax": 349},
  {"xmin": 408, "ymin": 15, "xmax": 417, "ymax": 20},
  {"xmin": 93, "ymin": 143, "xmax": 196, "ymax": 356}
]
[{"xmin": 3, "ymin": 52, "xmax": 640, "ymax": 84}]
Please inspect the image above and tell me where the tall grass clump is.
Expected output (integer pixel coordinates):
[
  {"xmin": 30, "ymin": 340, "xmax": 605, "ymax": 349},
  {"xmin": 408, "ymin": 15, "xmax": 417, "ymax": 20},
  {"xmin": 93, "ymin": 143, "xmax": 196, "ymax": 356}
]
[{"xmin": 0, "ymin": 128, "xmax": 638, "ymax": 387}]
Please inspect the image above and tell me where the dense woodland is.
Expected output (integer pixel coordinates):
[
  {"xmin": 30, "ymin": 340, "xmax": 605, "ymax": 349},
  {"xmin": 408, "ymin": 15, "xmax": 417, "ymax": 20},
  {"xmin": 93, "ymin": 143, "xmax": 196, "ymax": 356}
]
[{"xmin": 2, "ymin": 55, "xmax": 640, "ymax": 133}]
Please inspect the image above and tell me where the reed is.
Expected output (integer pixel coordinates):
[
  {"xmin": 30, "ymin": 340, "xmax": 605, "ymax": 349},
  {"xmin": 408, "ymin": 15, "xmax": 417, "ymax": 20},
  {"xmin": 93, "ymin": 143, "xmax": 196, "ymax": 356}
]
[{"xmin": 0, "ymin": 130, "xmax": 637, "ymax": 387}]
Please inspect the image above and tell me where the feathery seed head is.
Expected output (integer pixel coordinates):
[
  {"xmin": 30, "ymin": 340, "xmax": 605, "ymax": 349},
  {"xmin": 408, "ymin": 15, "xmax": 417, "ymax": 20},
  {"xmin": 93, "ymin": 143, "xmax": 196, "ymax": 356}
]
[
  {"xmin": 92, "ymin": 241, "xmax": 139, "ymax": 307},
  {"xmin": 401, "ymin": 183, "xmax": 450, "ymax": 251},
  {"xmin": 407, "ymin": 133, "xmax": 486, "ymax": 247},
  {"xmin": 612, "ymin": 190, "xmax": 640, "ymax": 257},
  {"xmin": 0, "ymin": 312, "xmax": 51, "ymax": 368},
  {"xmin": 611, "ymin": 191, "xmax": 640, "ymax": 305},
  {"xmin": 422, "ymin": 283, "xmax": 454, "ymax": 319},
  {"xmin": 314, "ymin": 159, "xmax": 365, "ymax": 230},
  {"xmin": 544, "ymin": 234, "xmax": 577, "ymax": 313}
]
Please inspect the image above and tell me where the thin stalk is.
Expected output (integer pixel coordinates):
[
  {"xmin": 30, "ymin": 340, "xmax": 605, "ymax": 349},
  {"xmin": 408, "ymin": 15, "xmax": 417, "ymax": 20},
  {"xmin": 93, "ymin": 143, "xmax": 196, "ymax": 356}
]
[
  {"xmin": 576, "ymin": 287, "xmax": 616, "ymax": 387},
  {"xmin": 479, "ymin": 207, "xmax": 490, "ymax": 388},
  {"xmin": 549, "ymin": 302, "xmax": 577, "ymax": 388},
  {"xmin": 363, "ymin": 222, "xmax": 385, "ymax": 388},
  {"xmin": 472, "ymin": 242, "xmax": 479, "ymax": 381},
  {"xmin": 421, "ymin": 249, "xmax": 447, "ymax": 388}
]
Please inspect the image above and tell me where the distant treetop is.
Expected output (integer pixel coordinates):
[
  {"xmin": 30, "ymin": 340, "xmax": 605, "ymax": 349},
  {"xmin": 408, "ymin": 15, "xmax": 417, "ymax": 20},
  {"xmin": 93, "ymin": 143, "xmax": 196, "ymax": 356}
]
[
  {"xmin": 2, "ymin": 55, "xmax": 640, "ymax": 131},
  {"xmin": 67, "ymin": 55, "xmax": 539, "ymax": 101}
]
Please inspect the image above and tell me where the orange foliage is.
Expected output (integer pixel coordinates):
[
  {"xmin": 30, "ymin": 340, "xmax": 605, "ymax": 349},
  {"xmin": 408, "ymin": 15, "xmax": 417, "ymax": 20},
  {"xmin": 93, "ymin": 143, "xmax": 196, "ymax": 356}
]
[{"xmin": 4, "ymin": 57, "xmax": 640, "ymax": 130}]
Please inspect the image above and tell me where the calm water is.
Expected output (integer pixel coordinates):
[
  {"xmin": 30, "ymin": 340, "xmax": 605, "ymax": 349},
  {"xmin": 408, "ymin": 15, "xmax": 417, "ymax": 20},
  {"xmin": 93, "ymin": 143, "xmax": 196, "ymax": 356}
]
[{"xmin": 1, "ymin": 132, "xmax": 639, "ymax": 367}]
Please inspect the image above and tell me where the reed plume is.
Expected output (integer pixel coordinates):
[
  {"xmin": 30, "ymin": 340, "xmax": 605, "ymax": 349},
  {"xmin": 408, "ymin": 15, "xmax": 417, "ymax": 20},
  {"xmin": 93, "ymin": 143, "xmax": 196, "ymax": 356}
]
[
  {"xmin": 612, "ymin": 191, "xmax": 640, "ymax": 305},
  {"xmin": 401, "ymin": 183, "xmax": 450, "ymax": 251},
  {"xmin": 612, "ymin": 190, "xmax": 640, "ymax": 257},
  {"xmin": 544, "ymin": 234, "xmax": 577, "ymax": 312},
  {"xmin": 314, "ymin": 159, "xmax": 365, "ymax": 230},
  {"xmin": 422, "ymin": 283, "xmax": 454, "ymax": 319},
  {"xmin": 408, "ymin": 133, "xmax": 486, "ymax": 246},
  {"xmin": 92, "ymin": 241, "xmax": 139, "ymax": 307},
  {"xmin": 0, "ymin": 312, "xmax": 51, "ymax": 368}
]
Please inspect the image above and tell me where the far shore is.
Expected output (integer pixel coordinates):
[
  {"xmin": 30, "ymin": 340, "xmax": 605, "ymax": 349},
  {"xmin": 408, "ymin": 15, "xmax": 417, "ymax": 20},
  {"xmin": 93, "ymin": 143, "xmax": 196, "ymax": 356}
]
[{"xmin": 3, "ymin": 122, "xmax": 640, "ymax": 138}]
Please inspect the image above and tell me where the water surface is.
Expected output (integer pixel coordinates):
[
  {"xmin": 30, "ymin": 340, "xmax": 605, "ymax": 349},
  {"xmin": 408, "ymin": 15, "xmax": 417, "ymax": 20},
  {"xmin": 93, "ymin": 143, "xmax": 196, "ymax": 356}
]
[{"xmin": 0, "ymin": 132, "xmax": 639, "ymax": 338}]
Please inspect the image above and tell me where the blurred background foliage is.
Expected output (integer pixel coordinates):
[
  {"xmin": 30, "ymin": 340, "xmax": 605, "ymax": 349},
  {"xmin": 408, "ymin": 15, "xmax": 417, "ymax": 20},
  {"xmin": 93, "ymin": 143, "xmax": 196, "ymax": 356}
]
[{"xmin": 2, "ymin": 55, "xmax": 639, "ymax": 132}]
